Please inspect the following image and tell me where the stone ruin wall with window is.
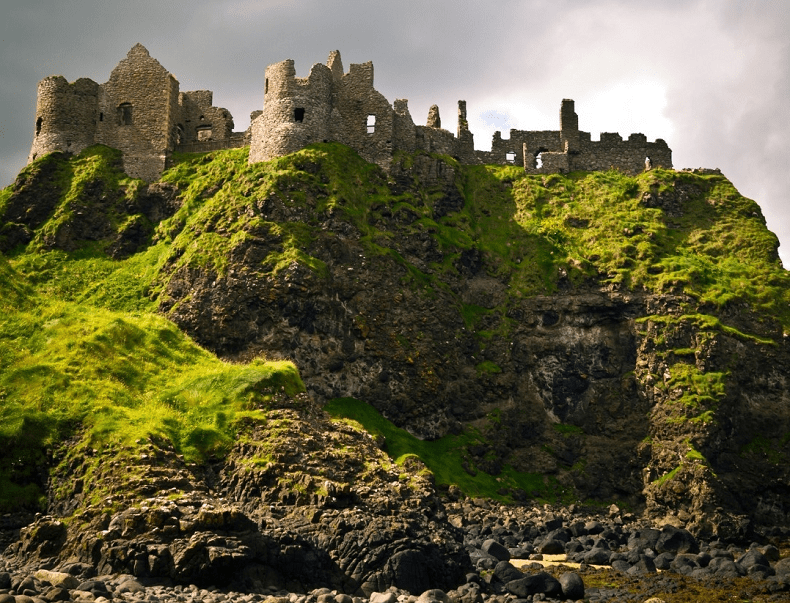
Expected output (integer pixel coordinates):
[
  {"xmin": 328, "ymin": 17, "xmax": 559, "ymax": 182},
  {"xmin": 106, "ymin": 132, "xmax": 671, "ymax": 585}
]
[
  {"xmin": 249, "ymin": 51, "xmax": 479, "ymax": 171},
  {"xmin": 28, "ymin": 44, "xmax": 237, "ymax": 182},
  {"xmin": 29, "ymin": 46, "xmax": 672, "ymax": 182},
  {"xmin": 475, "ymin": 100, "xmax": 672, "ymax": 175}
]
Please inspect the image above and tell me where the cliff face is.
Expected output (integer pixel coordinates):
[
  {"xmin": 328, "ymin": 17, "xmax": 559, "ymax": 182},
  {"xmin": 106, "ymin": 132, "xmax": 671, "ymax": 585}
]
[
  {"xmin": 151, "ymin": 145, "xmax": 789, "ymax": 537},
  {"xmin": 1, "ymin": 143, "xmax": 789, "ymax": 551}
]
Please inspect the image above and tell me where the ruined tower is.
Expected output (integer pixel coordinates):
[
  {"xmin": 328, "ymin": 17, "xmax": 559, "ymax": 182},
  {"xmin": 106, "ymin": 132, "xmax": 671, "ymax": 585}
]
[
  {"xmin": 27, "ymin": 44, "xmax": 237, "ymax": 181},
  {"xmin": 28, "ymin": 77, "xmax": 100, "ymax": 163}
]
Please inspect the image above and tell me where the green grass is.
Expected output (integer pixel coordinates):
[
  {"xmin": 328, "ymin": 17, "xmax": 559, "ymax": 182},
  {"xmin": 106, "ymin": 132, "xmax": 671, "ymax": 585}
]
[
  {"xmin": 137, "ymin": 146, "xmax": 790, "ymax": 339},
  {"xmin": 324, "ymin": 397, "xmax": 560, "ymax": 501},
  {"xmin": 0, "ymin": 264, "xmax": 305, "ymax": 505},
  {"xmin": 652, "ymin": 465, "xmax": 683, "ymax": 486},
  {"xmin": 553, "ymin": 423, "xmax": 584, "ymax": 436},
  {"xmin": 0, "ymin": 151, "xmax": 308, "ymax": 511},
  {"xmin": 475, "ymin": 360, "xmax": 502, "ymax": 375}
]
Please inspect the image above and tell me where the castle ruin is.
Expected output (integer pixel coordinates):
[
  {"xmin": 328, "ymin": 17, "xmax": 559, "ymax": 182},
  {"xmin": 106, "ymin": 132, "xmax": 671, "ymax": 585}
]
[
  {"xmin": 28, "ymin": 44, "xmax": 240, "ymax": 181},
  {"xmin": 29, "ymin": 46, "xmax": 672, "ymax": 181}
]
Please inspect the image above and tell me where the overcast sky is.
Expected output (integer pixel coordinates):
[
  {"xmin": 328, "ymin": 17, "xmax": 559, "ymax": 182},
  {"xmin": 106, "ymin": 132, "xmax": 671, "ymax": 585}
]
[{"xmin": 2, "ymin": 0, "xmax": 788, "ymax": 265}]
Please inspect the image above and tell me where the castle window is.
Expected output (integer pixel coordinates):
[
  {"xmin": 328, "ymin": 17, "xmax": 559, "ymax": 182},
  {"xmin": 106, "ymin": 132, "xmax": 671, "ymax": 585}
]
[
  {"xmin": 196, "ymin": 125, "xmax": 212, "ymax": 141},
  {"xmin": 99, "ymin": 113, "xmax": 104, "ymax": 122},
  {"xmin": 505, "ymin": 151, "xmax": 516, "ymax": 164},
  {"xmin": 35, "ymin": 117, "xmax": 42, "ymax": 136},
  {"xmin": 294, "ymin": 108, "xmax": 305, "ymax": 123},
  {"xmin": 265, "ymin": 78, "xmax": 269, "ymax": 94},
  {"xmin": 118, "ymin": 103, "xmax": 133, "ymax": 126},
  {"xmin": 535, "ymin": 152, "xmax": 544, "ymax": 169},
  {"xmin": 367, "ymin": 114, "xmax": 376, "ymax": 134}
]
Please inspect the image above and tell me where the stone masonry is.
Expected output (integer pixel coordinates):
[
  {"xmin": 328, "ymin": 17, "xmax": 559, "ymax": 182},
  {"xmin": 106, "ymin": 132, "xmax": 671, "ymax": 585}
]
[
  {"xmin": 249, "ymin": 52, "xmax": 671, "ymax": 174},
  {"xmin": 29, "ymin": 46, "xmax": 672, "ymax": 181},
  {"xmin": 28, "ymin": 44, "xmax": 240, "ymax": 181}
]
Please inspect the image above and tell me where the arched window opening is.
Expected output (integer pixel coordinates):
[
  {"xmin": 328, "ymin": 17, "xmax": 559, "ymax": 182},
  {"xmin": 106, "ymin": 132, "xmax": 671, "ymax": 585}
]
[
  {"xmin": 367, "ymin": 114, "xmax": 376, "ymax": 134},
  {"xmin": 505, "ymin": 151, "xmax": 516, "ymax": 164},
  {"xmin": 99, "ymin": 113, "xmax": 104, "ymax": 122},
  {"xmin": 35, "ymin": 117, "xmax": 43, "ymax": 136},
  {"xmin": 176, "ymin": 124, "xmax": 184, "ymax": 144},
  {"xmin": 118, "ymin": 103, "xmax": 133, "ymax": 126},
  {"xmin": 294, "ymin": 108, "xmax": 305, "ymax": 123},
  {"xmin": 196, "ymin": 125, "xmax": 212, "ymax": 141},
  {"xmin": 534, "ymin": 148, "xmax": 548, "ymax": 169},
  {"xmin": 265, "ymin": 78, "xmax": 269, "ymax": 94},
  {"xmin": 645, "ymin": 156, "xmax": 652, "ymax": 171}
]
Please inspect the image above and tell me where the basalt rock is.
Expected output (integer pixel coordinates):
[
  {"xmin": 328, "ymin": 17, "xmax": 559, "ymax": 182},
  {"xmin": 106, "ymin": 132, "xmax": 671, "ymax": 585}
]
[
  {"xmin": 4, "ymin": 402, "xmax": 468, "ymax": 595},
  {"xmin": 154, "ymin": 154, "xmax": 790, "ymax": 537}
]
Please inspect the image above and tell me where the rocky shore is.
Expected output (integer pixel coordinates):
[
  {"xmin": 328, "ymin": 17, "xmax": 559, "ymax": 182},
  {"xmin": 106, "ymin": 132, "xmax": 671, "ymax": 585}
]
[{"xmin": 3, "ymin": 499, "xmax": 790, "ymax": 603}]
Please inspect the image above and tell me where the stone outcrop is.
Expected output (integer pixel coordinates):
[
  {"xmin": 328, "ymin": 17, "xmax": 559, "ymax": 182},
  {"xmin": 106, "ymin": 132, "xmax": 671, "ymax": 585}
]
[{"xmin": 4, "ymin": 401, "xmax": 468, "ymax": 595}]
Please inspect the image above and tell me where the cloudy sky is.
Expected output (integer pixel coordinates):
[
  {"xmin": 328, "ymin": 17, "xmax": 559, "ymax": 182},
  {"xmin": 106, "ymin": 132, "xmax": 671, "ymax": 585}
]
[{"xmin": 2, "ymin": 0, "xmax": 788, "ymax": 264}]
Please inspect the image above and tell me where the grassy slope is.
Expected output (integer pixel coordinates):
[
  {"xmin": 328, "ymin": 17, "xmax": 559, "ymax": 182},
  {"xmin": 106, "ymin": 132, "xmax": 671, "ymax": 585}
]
[
  {"xmin": 1, "ymin": 143, "xmax": 788, "ymax": 510},
  {"xmin": 0, "ymin": 150, "xmax": 306, "ymax": 512}
]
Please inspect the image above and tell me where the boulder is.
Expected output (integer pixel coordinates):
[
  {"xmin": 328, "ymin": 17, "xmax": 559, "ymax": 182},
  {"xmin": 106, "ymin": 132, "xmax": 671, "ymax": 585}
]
[
  {"xmin": 33, "ymin": 571, "xmax": 78, "ymax": 590},
  {"xmin": 538, "ymin": 539, "xmax": 565, "ymax": 555},
  {"xmin": 492, "ymin": 561, "xmax": 523, "ymax": 584},
  {"xmin": 774, "ymin": 557, "xmax": 790, "ymax": 576},
  {"xmin": 583, "ymin": 548, "xmax": 611, "ymax": 565},
  {"xmin": 416, "ymin": 590, "xmax": 448, "ymax": 603},
  {"xmin": 559, "ymin": 572, "xmax": 584, "ymax": 599},
  {"xmin": 737, "ymin": 549, "xmax": 770, "ymax": 570},
  {"xmin": 655, "ymin": 526, "xmax": 698, "ymax": 555},
  {"xmin": 505, "ymin": 572, "xmax": 561, "ymax": 598},
  {"xmin": 611, "ymin": 559, "xmax": 631, "ymax": 573},
  {"xmin": 653, "ymin": 552, "xmax": 674, "ymax": 570},
  {"xmin": 627, "ymin": 555, "xmax": 657, "ymax": 575},
  {"xmin": 481, "ymin": 539, "xmax": 510, "ymax": 562},
  {"xmin": 707, "ymin": 557, "xmax": 745, "ymax": 579}
]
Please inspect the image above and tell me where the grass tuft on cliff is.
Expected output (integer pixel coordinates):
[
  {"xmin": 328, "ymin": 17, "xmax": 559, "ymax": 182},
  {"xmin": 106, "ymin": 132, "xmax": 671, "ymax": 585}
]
[{"xmin": 325, "ymin": 397, "xmax": 559, "ymax": 502}]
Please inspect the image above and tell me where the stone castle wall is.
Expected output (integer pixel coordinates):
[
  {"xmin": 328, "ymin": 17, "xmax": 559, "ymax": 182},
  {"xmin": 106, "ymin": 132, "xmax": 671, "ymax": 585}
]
[
  {"xmin": 28, "ymin": 76, "xmax": 99, "ymax": 162},
  {"xmin": 478, "ymin": 100, "xmax": 672, "ymax": 175},
  {"xmin": 94, "ymin": 44, "xmax": 177, "ymax": 181},
  {"xmin": 249, "ymin": 58, "xmax": 334, "ymax": 163},
  {"xmin": 249, "ymin": 52, "xmax": 481, "ymax": 171},
  {"xmin": 29, "ymin": 46, "xmax": 673, "ymax": 180},
  {"xmin": 28, "ymin": 44, "xmax": 240, "ymax": 181}
]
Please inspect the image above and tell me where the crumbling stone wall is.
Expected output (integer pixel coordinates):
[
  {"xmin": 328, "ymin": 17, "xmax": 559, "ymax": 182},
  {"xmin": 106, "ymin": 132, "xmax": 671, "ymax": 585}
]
[
  {"xmin": 28, "ymin": 44, "xmax": 241, "ymax": 181},
  {"xmin": 392, "ymin": 99, "xmax": 417, "ymax": 154},
  {"xmin": 478, "ymin": 99, "xmax": 672, "ymax": 175},
  {"xmin": 335, "ymin": 62, "xmax": 395, "ymax": 169},
  {"xmin": 248, "ymin": 58, "xmax": 334, "ymax": 163},
  {"xmin": 95, "ymin": 44, "xmax": 177, "ymax": 181},
  {"xmin": 28, "ymin": 77, "xmax": 100, "ymax": 163},
  {"xmin": 249, "ymin": 52, "xmax": 480, "ymax": 170},
  {"xmin": 178, "ymin": 90, "xmax": 234, "ymax": 145}
]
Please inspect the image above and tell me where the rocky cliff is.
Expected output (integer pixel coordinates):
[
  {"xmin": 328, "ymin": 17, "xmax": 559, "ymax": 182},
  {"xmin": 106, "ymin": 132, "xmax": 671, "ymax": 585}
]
[{"xmin": 0, "ymin": 143, "xmax": 789, "ymax": 589}]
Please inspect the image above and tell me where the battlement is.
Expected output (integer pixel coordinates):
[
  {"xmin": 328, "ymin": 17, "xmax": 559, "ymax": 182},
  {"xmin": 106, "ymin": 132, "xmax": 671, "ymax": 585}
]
[{"xmin": 28, "ymin": 46, "xmax": 672, "ymax": 180}]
